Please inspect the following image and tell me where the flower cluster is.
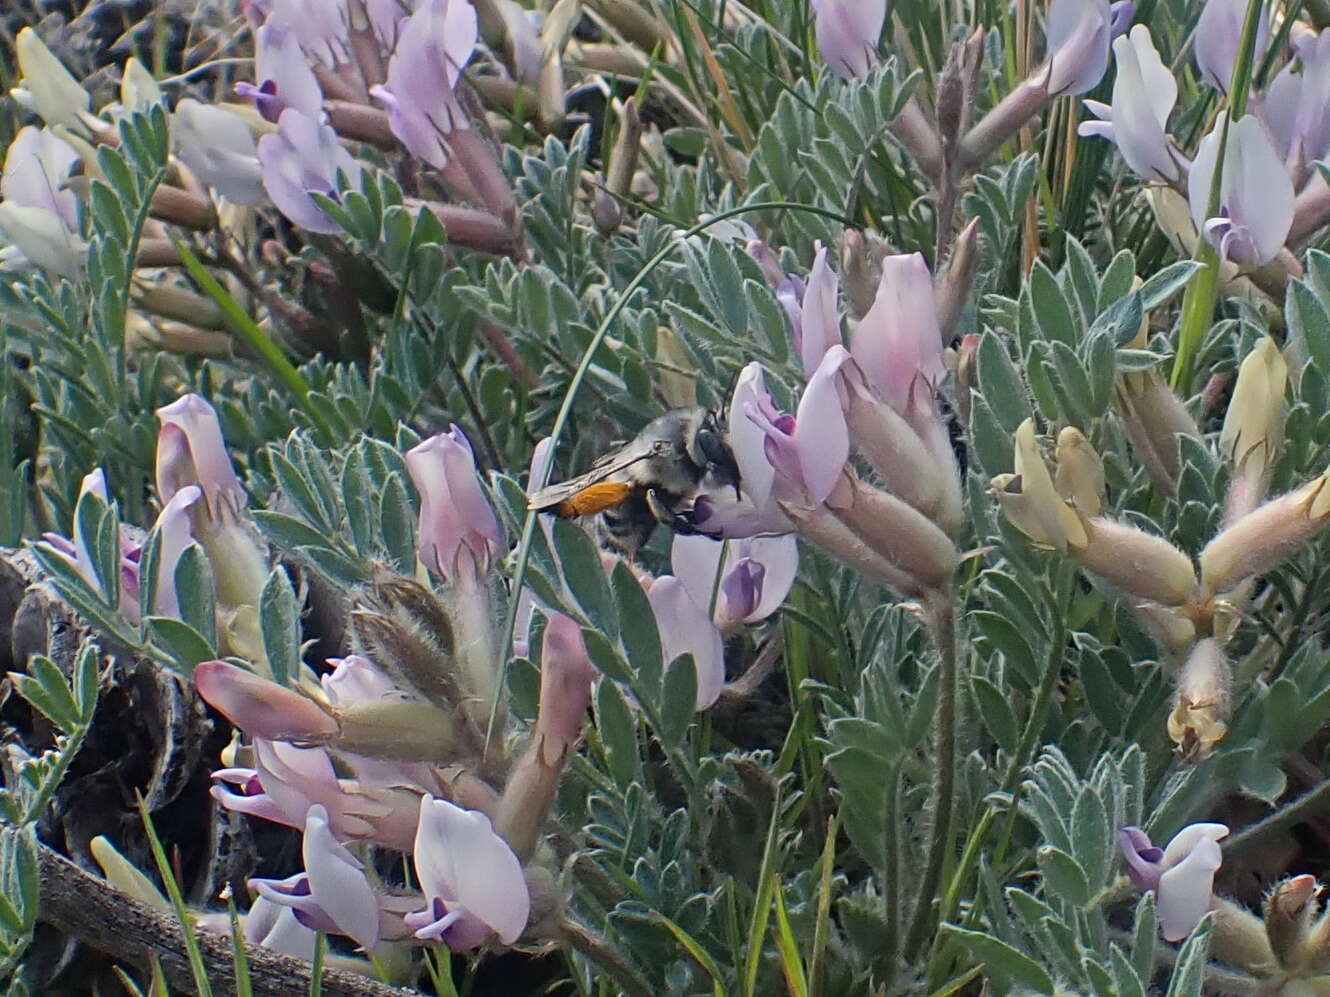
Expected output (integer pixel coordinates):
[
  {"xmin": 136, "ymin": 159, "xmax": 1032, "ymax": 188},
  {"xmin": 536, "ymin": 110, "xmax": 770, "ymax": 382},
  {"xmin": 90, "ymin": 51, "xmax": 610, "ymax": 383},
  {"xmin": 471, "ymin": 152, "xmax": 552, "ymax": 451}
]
[
  {"xmin": 1080, "ymin": 1, "xmax": 1330, "ymax": 269},
  {"xmin": 994, "ymin": 325, "xmax": 1326, "ymax": 761},
  {"xmin": 692, "ymin": 234, "xmax": 977, "ymax": 602}
]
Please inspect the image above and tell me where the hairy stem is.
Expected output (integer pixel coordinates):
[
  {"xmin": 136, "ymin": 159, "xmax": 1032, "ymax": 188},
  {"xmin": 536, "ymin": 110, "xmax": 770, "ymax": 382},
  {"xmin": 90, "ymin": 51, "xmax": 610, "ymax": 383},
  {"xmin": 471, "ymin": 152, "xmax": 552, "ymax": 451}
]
[
  {"xmin": 904, "ymin": 591, "xmax": 959, "ymax": 960},
  {"xmin": 558, "ymin": 918, "xmax": 655, "ymax": 997}
]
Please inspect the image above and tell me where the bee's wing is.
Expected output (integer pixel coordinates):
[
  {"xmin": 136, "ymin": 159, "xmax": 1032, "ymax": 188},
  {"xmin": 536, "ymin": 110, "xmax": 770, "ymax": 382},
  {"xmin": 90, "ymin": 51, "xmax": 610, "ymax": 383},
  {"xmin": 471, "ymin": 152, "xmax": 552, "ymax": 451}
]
[{"xmin": 528, "ymin": 440, "xmax": 662, "ymax": 515}]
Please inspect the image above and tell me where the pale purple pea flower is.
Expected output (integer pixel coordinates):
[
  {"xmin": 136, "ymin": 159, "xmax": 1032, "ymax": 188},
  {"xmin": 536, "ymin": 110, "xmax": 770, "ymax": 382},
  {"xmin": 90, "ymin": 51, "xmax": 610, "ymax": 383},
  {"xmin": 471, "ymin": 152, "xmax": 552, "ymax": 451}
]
[
  {"xmin": 671, "ymin": 533, "xmax": 799, "ymax": 629},
  {"xmin": 692, "ymin": 365, "xmax": 794, "ymax": 539},
  {"xmin": 0, "ymin": 125, "xmax": 84, "ymax": 276},
  {"xmin": 1194, "ymin": 0, "xmax": 1270, "ymax": 94},
  {"xmin": 1109, "ymin": 1, "xmax": 1135, "ymax": 35},
  {"xmin": 800, "ymin": 243, "xmax": 842, "ymax": 377},
  {"xmin": 172, "ymin": 100, "xmax": 265, "ymax": 205},
  {"xmin": 645, "ymin": 575, "xmax": 726, "ymax": 710},
  {"xmin": 211, "ymin": 738, "xmax": 421, "ymax": 851},
  {"xmin": 404, "ymin": 426, "xmax": 501, "ymax": 586},
  {"xmin": 1078, "ymin": 25, "xmax": 1187, "ymax": 183},
  {"xmin": 810, "ymin": 0, "xmax": 886, "ymax": 79},
  {"xmin": 746, "ymin": 347, "xmax": 851, "ymax": 507},
  {"xmin": 1044, "ymin": 0, "xmax": 1114, "ymax": 96},
  {"xmin": 1263, "ymin": 28, "xmax": 1330, "ymax": 173},
  {"xmin": 240, "ymin": 16, "xmax": 324, "ymax": 122},
  {"xmin": 1189, "ymin": 114, "xmax": 1294, "ymax": 265},
  {"xmin": 1119, "ymin": 823, "xmax": 1228, "ymax": 941},
  {"xmin": 778, "ymin": 275, "xmax": 806, "ymax": 355},
  {"xmin": 252, "ymin": 804, "xmax": 381, "ymax": 949},
  {"xmin": 149, "ymin": 485, "xmax": 203, "ymax": 617},
  {"xmin": 369, "ymin": 0, "xmax": 477, "ymax": 170},
  {"xmin": 407, "ymin": 795, "xmax": 530, "ymax": 950},
  {"xmin": 247, "ymin": 0, "xmax": 350, "ymax": 67},
  {"xmin": 244, "ymin": 896, "xmax": 318, "ymax": 961},
  {"xmin": 256, "ymin": 109, "xmax": 362, "ymax": 234},
  {"xmin": 851, "ymin": 253, "xmax": 945, "ymax": 415}
]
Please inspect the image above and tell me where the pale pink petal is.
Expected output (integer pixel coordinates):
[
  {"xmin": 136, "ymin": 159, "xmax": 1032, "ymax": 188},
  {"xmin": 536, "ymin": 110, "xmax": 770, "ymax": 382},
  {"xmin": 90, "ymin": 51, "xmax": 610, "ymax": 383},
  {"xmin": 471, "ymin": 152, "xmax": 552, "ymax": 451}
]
[
  {"xmin": 794, "ymin": 347, "xmax": 851, "ymax": 505},
  {"xmin": 646, "ymin": 576, "xmax": 725, "ymax": 710},
  {"xmin": 800, "ymin": 244, "xmax": 841, "ymax": 376},
  {"xmin": 303, "ymin": 805, "xmax": 380, "ymax": 948},
  {"xmin": 1157, "ymin": 834, "xmax": 1223, "ymax": 941}
]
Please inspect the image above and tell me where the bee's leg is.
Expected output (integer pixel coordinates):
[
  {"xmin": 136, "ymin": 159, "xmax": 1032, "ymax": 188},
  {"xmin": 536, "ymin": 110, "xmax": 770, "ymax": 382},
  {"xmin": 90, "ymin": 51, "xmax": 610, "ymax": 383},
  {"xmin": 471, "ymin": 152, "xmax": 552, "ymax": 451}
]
[{"xmin": 645, "ymin": 488, "xmax": 700, "ymax": 535}]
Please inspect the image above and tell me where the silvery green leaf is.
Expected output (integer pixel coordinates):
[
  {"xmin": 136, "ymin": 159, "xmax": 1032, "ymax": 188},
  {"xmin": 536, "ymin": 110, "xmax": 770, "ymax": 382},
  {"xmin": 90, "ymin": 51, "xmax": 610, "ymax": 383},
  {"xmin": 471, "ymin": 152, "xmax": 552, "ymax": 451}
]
[
  {"xmin": 1164, "ymin": 913, "xmax": 1212, "ymax": 997},
  {"xmin": 940, "ymin": 925, "xmax": 1054, "ymax": 995},
  {"xmin": 259, "ymin": 567, "xmax": 301, "ymax": 686},
  {"xmin": 1038, "ymin": 844, "xmax": 1091, "ymax": 906},
  {"xmin": 659, "ymin": 653, "xmax": 697, "ymax": 747},
  {"xmin": 173, "ymin": 544, "xmax": 216, "ymax": 649}
]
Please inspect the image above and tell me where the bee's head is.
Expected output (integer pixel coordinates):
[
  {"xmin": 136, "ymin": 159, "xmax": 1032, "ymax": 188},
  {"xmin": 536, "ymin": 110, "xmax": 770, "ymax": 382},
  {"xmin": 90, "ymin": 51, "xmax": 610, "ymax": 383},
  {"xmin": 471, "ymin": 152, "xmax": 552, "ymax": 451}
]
[{"xmin": 687, "ymin": 408, "xmax": 741, "ymax": 490}]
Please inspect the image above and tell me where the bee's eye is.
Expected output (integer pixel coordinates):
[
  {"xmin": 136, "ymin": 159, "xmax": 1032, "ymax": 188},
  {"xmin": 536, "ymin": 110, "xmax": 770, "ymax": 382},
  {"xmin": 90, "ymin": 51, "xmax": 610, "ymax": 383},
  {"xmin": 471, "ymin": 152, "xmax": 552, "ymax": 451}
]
[{"xmin": 696, "ymin": 428, "xmax": 729, "ymax": 465}]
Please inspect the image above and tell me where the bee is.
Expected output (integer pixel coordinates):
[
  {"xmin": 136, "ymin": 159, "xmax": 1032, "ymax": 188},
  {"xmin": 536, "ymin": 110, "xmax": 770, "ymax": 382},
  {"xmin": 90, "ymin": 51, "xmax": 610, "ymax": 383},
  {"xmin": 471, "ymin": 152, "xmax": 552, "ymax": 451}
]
[{"xmin": 528, "ymin": 407, "xmax": 740, "ymax": 554}]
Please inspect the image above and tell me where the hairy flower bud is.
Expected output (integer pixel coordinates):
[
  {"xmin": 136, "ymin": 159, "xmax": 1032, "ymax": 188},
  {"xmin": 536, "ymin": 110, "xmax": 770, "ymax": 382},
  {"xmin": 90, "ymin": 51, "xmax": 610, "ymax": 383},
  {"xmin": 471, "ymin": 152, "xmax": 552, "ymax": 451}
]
[
  {"xmin": 1072, "ymin": 516, "xmax": 1196, "ymax": 606},
  {"xmin": 195, "ymin": 660, "xmax": 339, "ymax": 742},
  {"xmin": 1199, "ymin": 470, "xmax": 1330, "ymax": 597},
  {"xmin": 1054, "ymin": 427, "xmax": 1105, "ymax": 517},
  {"xmin": 1222, "ymin": 336, "xmax": 1287, "ymax": 522},
  {"xmin": 1264, "ymin": 874, "xmax": 1319, "ymax": 972},
  {"xmin": 1167, "ymin": 637, "xmax": 1230, "ymax": 761},
  {"xmin": 934, "ymin": 218, "xmax": 981, "ymax": 341}
]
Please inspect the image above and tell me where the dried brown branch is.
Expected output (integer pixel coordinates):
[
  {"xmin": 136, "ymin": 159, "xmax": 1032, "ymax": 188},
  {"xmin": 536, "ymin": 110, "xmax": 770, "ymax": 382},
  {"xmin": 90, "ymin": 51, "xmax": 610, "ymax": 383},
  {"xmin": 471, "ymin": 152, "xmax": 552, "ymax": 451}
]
[{"xmin": 37, "ymin": 845, "xmax": 419, "ymax": 997}]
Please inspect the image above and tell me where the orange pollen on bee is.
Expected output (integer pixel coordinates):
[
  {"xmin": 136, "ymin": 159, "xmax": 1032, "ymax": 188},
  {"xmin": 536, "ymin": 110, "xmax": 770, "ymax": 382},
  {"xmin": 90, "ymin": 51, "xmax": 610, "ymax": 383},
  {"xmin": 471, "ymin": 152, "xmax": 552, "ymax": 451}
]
[{"xmin": 552, "ymin": 481, "xmax": 636, "ymax": 517}]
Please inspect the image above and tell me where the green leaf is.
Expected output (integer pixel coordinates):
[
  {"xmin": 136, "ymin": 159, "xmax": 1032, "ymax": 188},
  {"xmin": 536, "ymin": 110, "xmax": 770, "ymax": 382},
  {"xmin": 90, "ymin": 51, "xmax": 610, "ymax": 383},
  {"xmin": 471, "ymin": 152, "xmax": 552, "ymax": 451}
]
[
  {"xmin": 1131, "ymin": 892, "xmax": 1157, "ymax": 983},
  {"xmin": 658, "ymin": 653, "xmax": 697, "ymax": 747},
  {"xmin": 10, "ymin": 656, "xmax": 81, "ymax": 735},
  {"xmin": 1138, "ymin": 261, "xmax": 1203, "ymax": 310},
  {"xmin": 940, "ymin": 925, "xmax": 1054, "ymax": 995},
  {"xmin": 553, "ymin": 519, "xmax": 618, "ymax": 640},
  {"xmin": 1070, "ymin": 788, "xmax": 1110, "ymax": 888},
  {"xmin": 611, "ymin": 562, "xmax": 662, "ymax": 690},
  {"xmin": 1037, "ymin": 844, "xmax": 1091, "ymax": 906},
  {"xmin": 582, "ymin": 627, "xmax": 632, "ymax": 685},
  {"xmin": 174, "ymin": 545, "xmax": 217, "ymax": 649},
  {"xmin": 970, "ymin": 611, "xmax": 1039, "ymax": 688},
  {"xmin": 252, "ymin": 511, "xmax": 336, "ymax": 552},
  {"xmin": 970, "ymin": 675, "xmax": 1018, "ymax": 754},
  {"xmin": 145, "ymin": 617, "xmax": 216, "ymax": 672},
  {"xmin": 1030, "ymin": 261, "xmax": 1077, "ymax": 346},
  {"xmin": 260, "ymin": 568, "xmax": 302, "ymax": 686},
  {"xmin": 595, "ymin": 676, "xmax": 639, "ymax": 789},
  {"xmin": 1289, "ymin": 278, "xmax": 1330, "ymax": 375},
  {"xmin": 1165, "ymin": 913, "xmax": 1212, "ymax": 997},
  {"xmin": 976, "ymin": 332, "xmax": 1029, "ymax": 432}
]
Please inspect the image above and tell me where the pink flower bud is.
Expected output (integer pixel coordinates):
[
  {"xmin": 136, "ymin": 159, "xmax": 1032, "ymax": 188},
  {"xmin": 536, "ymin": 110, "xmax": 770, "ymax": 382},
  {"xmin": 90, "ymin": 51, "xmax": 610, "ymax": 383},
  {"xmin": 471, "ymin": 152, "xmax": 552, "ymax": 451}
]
[
  {"xmin": 851, "ymin": 253, "xmax": 945, "ymax": 414},
  {"xmin": 810, "ymin": 0, "xmax": 886, "ymax": 79},
  {"xmin": 536, "ymin": 613, "xmax": 595, "ymax": 757},
  {"xmin": 405, "ymin": 427, "xmax": 501, "ymax": 584},
  {"xmin": 195, "ymin": 660, "xmax": 339, "ymax": 742},
  {"xmin": 155, "ymin": 394, "xmax": 246, "ymax": 514}
]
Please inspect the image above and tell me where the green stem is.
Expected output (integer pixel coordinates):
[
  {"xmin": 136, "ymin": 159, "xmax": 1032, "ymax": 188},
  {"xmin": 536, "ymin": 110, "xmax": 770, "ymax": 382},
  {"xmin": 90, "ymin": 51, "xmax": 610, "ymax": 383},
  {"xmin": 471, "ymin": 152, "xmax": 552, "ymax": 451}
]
[
  {"xmin": 1223, "ymin": 778, "xmax": 1330, "ymax": 856},
  {"xmin": 1170, "ymin": 0, "xmax": 1266, "ymax": 391},
  {"xmin": 170, "ymin": 238, "xmax": 314, "ymax": 410},
  {"xmin": 924, "ymin": 567, "xmax": 1071, "ymax": 986},
  {"xmin": 903, "ymin": 593, "xmax": 959, "ymax": 960},
  {"xmin": 487, "ymin": 200, "xmax": 855, "ymax": 750}
]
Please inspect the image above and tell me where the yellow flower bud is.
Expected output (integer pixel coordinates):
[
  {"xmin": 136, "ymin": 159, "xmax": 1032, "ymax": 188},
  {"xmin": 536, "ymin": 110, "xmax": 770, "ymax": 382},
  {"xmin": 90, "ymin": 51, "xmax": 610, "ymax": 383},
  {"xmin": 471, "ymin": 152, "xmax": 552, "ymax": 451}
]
[
  {"xmin": 12, "ymin": 28, "xmax": 91, "ymax": 132},
  {"xmin": 1168, "ymin": 638, "xmax": 1230, "ymax": 761},
  {"xmin": 1054, "ymin": 427, "xmax": 1105, "ymax": 516}
]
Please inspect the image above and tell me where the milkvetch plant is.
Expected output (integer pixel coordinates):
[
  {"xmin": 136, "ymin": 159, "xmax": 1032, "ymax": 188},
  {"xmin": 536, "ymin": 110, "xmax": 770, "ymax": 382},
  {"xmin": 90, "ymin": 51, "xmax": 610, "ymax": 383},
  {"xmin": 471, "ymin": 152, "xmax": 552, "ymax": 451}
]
[{"xmin": 3, "ymin": 1, "xmax": 1330, "ymax": 995}]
